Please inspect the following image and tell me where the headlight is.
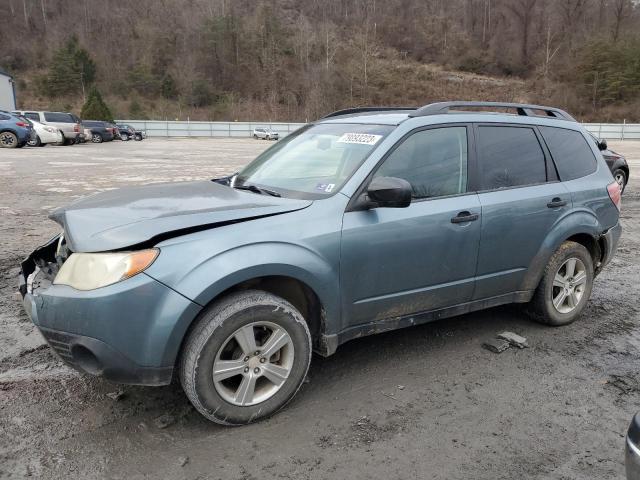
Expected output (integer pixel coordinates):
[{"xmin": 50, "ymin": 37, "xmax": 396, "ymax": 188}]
[{"xmin": 54, "ymin": 249, "xmax": 159, "ymax": 290}]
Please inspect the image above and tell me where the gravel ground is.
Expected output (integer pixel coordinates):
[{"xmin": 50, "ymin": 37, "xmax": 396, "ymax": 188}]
[{"xmin": 0, "ymin": 138, "xmax": 639, "ymax": 480}]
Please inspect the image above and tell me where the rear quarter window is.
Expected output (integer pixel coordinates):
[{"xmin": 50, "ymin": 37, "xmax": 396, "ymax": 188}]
[
  {"xmin": 44, "ymin": 112, "xmax": 74, "ymax": 123},
  {"xmin": 0, "ymin": 114, "xmax": 9, "ymax": 120},
  {"xmin": 539, "ymin": 126, "xmax": 597, "ymax": 181},
  {"xmin": 24, "ymin": 112, "xmax": 40, "ymax": 121}
]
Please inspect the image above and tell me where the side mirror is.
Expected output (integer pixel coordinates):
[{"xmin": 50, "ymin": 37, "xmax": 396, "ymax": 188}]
[
  {"xmin": 598, "ymin": 138, "xmax": 608, "ymax": 151},
  {"xmin": 367, "ymin": 176, "xmax": 412, "ymax": 208}
]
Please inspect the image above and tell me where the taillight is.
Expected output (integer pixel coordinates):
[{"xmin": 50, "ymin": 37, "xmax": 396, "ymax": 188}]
[
  {"xmin": 74, "ymin": 123, "xmax": 80, "ymax": 132},
  {"xmin": 16, "ymin": 121, "xmax": 29, "ymax": 127},
  {"xmin": 607, "ymin": 181, "xmax": 621, "ymax": 211}
]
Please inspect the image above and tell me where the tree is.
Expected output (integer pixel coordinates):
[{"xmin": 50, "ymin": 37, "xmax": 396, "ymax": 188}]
[
  {"xmin": 45, "ymin": 36, "xmax": 95, "ymax": 98},
  {"xmin": 80, "ymin": 87, "xmax": 113, "ymax": 121},
  {"xmin": 128, "ymin": 99, "xmax": 148, "ymax": 119}
]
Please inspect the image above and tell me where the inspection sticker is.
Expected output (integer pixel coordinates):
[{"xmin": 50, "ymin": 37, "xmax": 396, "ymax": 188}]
[{"xmin": 337, "ymin": 133, "xmax": 382, "ymax": 145}]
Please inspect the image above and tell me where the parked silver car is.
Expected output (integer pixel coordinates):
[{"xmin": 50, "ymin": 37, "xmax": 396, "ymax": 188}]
[
  {"xmin": 253, "ymin": 127, "xmax": 279, "ymax": 140},
  {"xmin": 12, "ymin": 110, "xmax": 81, "ymax": 145}
]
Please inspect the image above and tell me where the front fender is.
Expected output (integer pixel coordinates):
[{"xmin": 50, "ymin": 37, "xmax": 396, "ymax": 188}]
[
  {"xmin": 519, "ymin": 208, "xmax": 602, "ymax": 292},
  {"xmin": 146, "ymin": 241, "xmax": 341, "ymax": 351}
]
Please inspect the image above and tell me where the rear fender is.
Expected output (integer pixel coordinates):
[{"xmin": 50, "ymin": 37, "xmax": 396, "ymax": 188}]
[{"xmin": 520, "ymin": 209, "xmax": 601, "ymax": 292}]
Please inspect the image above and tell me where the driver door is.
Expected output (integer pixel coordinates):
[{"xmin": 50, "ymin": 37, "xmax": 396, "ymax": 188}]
[{"xmin": 340, "ymin": 125, "xmax": 481, "ymax": 327}]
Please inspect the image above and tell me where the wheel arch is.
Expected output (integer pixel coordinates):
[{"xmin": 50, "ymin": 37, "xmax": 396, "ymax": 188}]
[{"xmin": 519, "ymin": 210, "xmax": 604, "ymax": 292}]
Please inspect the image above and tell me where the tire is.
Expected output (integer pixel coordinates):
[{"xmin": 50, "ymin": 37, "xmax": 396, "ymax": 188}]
[
  {"xmin": 134, "ymin": 134, "xmax": 142, "ymax": 141},
  {"xmin": 180, "ymin": 290, "xmax": 312, "ymax": 425},
  {"xmin": 91, "ymin": 133, "xmax": 103, "ymax": 143},
  {"xmin": 121, "ymin": 134, "xmax": 130, "ymax": 141},
  {"xmin": 526, "ymin": 241, "xmax": 594, "ymax": 326},
  {"xmin": 613, "ymin": 168, "xmax": 627, "ymax": 194},
  {"xmin": 253, "ymin": 134, "xmax": 258, "ymax": 139},
  {"xmin": 0, "ymin": 131, "xmax": 18, "ymax": 148},
  {"xmin": 27, "ymin": 135, "xmax": 41, "ymax": 147}
]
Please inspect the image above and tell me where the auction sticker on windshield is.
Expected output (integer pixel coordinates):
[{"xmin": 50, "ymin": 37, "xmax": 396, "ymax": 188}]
[{"xmin": 337, "ymin": 133, "xmax": 383, "ymax": 145}]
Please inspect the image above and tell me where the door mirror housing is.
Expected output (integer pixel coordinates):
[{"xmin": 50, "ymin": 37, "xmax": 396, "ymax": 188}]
[
  {"xmin": 367, "ymin": 176, "xmax": 412, "ymax": 208},
  {"xmin": 597, "ymin": 138, "xmax": 608, "ymax": 151}
]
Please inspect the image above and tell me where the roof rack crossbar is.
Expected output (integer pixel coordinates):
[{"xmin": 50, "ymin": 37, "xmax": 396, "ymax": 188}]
[
  {"xmin": 323, "ymin": 107, "xmax": 416, "ymax": 119},
  {"xmin": 408, "ymin": 101, "xmax": 576, "ymax": 122}
]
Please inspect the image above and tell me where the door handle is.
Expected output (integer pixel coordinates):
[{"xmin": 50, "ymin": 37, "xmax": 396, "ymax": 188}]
[
  {"xmin": 451, "ymin": 211, "xmax": 479, "ymax": 223},
  {"xmin": 547, "ymin": 197, "xmax": 567, "ymax": 208}
]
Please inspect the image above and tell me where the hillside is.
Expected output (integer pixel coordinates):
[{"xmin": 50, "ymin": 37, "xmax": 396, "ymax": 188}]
[{"xmin": 1, "ymin": 0, "xmax": 639, "ymax": 122}]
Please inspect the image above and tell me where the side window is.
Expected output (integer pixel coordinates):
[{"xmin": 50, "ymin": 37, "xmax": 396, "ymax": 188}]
[
  {"xmin": 0, "ymin": 114, "xmax": 9, "ymax": 120},
  {"xmin": 539, "ymin": 126, "xmax": 597, "ymax": 181},
  {"xmin": 477, "ymin": 126, "xmax": 546, "ymax": 190},
  {"xmin": 374, "ymin": 127, "xmax": 468, "ymax": 199},
  {"xmin": 44, "ymin": 112, "xmax": 73, "ymax": 123},
  {"xmin": 25, "ymin": 112, "xmax": 39, "ymax": 121}
]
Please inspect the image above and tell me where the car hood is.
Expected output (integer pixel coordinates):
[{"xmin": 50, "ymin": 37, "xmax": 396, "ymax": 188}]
[{"xmin": 49, "ymin": 180, "xmax": 312, "ymax": 252}]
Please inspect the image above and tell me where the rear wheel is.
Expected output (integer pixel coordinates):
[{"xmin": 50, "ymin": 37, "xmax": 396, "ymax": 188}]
[
  {"xmin": 526, "ymin": 241, "xmax": 594, "ymax": 326},
  {"xmin": 91, "ymin": 133, "xmax": 103, "ymax": 143},
  {"xmin": 613, "ymin": 168, "xmax": 627, "ymax": 194},
  {"xmin": 180, "ymin": 290, "xmax": 312, "ymax": 425},
  {"xmin": 0, "ymin": 131, "xmax": 18, "ymax": 148}
]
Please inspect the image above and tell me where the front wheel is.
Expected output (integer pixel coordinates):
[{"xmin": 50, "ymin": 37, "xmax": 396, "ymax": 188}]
[
  {"xmin": 27, "ymin": 135, "xmax": 42, "ymax": 147},
  {"xmin": 180, "ymin": 290, "xmax": 312, "ymax": 425},
  {"xmin": 526, "ymin": 241, "xmax": 594, "ymax": 326}
]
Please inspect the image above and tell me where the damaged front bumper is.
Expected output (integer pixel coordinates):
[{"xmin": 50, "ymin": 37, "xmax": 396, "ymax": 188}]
[{"xmin": 19, "ymin": 235, "xmax": 201, "ymax": 386}]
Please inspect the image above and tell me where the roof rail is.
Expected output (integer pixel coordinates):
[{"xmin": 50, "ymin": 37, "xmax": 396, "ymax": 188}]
[
  {"xmin": 408, "ymin": 101, "xmax": 576, "ymax": 122},
  {"xmin": 323, "ymin": 107, "xmax": 416, "ymax": 119}
]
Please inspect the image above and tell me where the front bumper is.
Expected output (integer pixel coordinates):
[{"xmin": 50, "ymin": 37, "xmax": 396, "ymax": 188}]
[
  {"xmin": 626, "ymin": 413, "xmax": 640, "ymax": 479},
  {"xmin": 20, "ymin": 246, "xmax": 202, "ymax": 386}
]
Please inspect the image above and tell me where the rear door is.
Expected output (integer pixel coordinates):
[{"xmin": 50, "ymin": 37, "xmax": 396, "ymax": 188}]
[
  {"xmin": 341, "ymin": 125, "xmax": 481, "ymax": 327},
  {"xmin": 472, "ymin": 124, "xmax": 570, "ymax": 300}
]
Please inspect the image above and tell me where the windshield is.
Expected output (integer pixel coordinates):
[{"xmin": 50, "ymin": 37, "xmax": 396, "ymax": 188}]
[{"xmin": 236, "ymin": 123, "xmax": 394, "ymax": 199}]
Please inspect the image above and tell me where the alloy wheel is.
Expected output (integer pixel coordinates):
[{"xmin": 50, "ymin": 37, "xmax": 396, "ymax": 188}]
[
  {"xmin": 615, "ymin": 172, "xmax": 626, "ymax": 190},
  {"xmin": 552, "ymin": 257, "xmax": 587, "ymax": 314},
  {"xmin": 213, "ymin": 321, "xmax": 294, "ymax": 406},
  {"xmin": 0, "ymin": 132, "xmax": 17, "ymax": 147}
]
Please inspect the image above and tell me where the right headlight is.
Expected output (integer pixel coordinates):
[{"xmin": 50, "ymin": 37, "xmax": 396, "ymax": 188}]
[{"xmin": 54, "ymin": 249, "xmax": 159, "ymax": 291}]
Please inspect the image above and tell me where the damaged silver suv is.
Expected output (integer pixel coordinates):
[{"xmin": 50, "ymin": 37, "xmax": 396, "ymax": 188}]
[{"xmin": 19, "ymin": 102, "xmax": 622, "ymax": 425}]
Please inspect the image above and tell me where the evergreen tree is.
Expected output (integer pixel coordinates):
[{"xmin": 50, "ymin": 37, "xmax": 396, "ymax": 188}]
[
  {"xmin": 45, "ymin": 36, "xmax": 96, "ymax": 97},
  {"xmin": 128, "ymin": 99, "xmax": 148, "ymax": 119},
  {"xmin": 161, "ymin": 75, "xmax": 178, "ymax": 99},
  {"xmin": 80, "ymin": 87, "xmax": 114, "ymax": 121}
]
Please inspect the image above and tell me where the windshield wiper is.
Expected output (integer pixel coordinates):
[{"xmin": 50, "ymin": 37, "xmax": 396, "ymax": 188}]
[{"xmin": 234, "ymin": 183, "xmax": 281, "ymax": 197}]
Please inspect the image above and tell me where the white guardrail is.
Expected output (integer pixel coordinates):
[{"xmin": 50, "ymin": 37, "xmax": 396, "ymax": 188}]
[
  {"xmin": 115, "ymin": 120, "xmax": 640, "ymax": 141},
  {"xmin": 116, "ymin": 120, "xmax": 306, "ymax": 138}
]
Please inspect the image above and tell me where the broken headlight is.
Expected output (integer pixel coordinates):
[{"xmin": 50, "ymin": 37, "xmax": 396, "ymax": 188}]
[{"xmin": 53, "ymin": 249, "xmax": 159, "ymax": 291}]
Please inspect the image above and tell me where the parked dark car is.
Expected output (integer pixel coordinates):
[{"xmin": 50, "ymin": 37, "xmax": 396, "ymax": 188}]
[
  {"xmin": 82, "ymin": 121, "xmax": 115, "ymax": 143},
  {"xmin": 19, "ymin": 102, "xmax": 621, "ymax": 425},
  {"xmin": 116, "ymin": 123, "xmax": 145, "ymax": 141},
  {"xmin": 0, "ymin": 110, "xmax": 33, "ymax": 148},
  {"xmin": 590, "ymin": 134, "xmax": 630, "ymax": 193}
]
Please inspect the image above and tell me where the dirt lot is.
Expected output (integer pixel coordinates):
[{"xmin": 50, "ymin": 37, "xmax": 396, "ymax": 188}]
[{"xmin": 1, "ymin": 138, "xmax": 639, "ymax": 480}]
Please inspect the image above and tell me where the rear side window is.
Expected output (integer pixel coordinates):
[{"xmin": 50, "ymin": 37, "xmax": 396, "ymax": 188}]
[
  {"xmin": 539, "ymin": 126, "xmax": 597, "ymax": 181},
  {"xmin": 44, "ymin": 112, "xmax": 74, "ymax": 123},
  {"xmin": 0, "ymin": 114, "xmax": 9, "ymax": 120},
  {"xmin": 24, "ymin": 112, "xmax": 39, "ymax": 121},
  {"xmin": 477, "ymin": 126, "xmax": 546, "ymax": 190}
]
